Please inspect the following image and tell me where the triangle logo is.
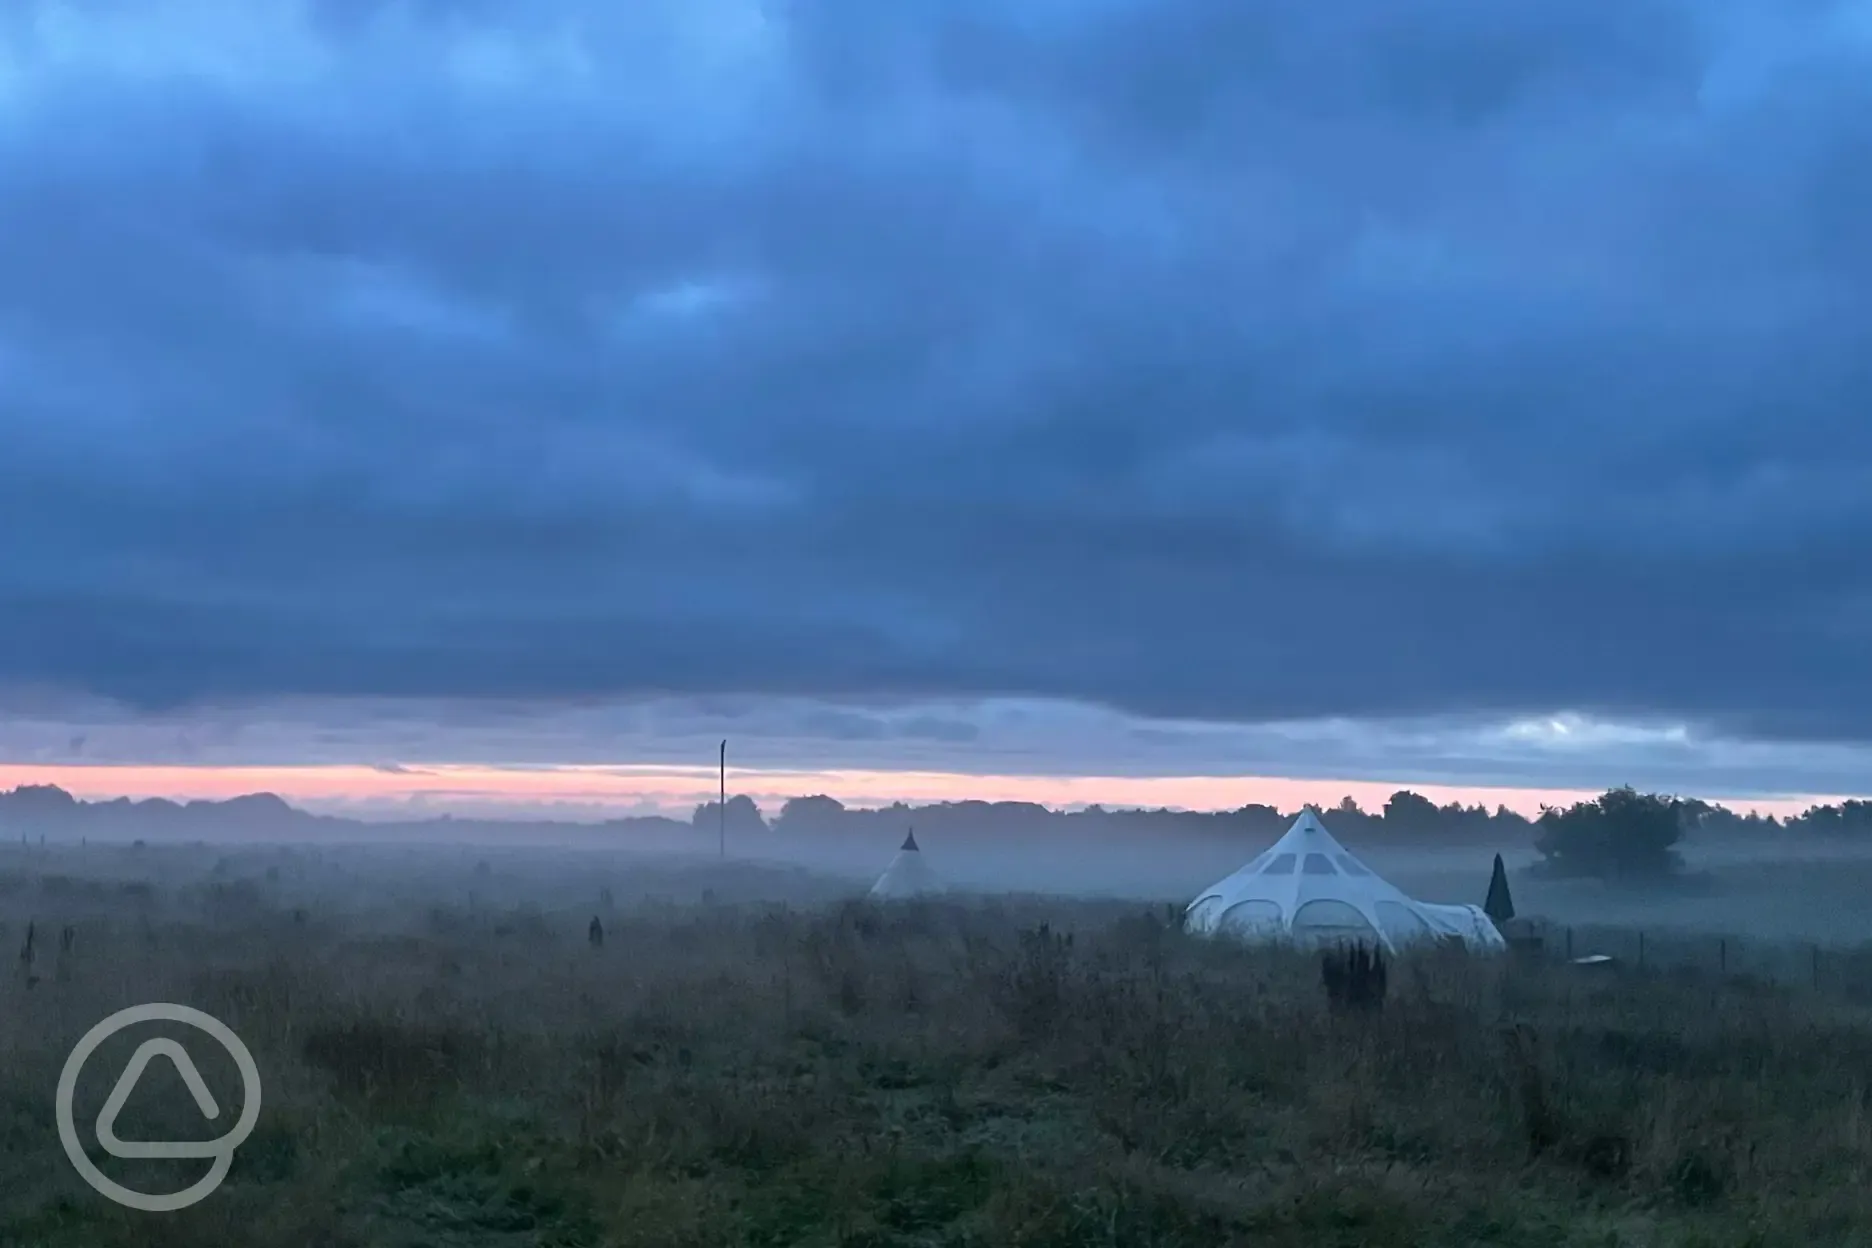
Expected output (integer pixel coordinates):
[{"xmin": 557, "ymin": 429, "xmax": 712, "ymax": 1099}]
[{"xmin": 95, "ymin": 1038, "xmax": 225, "ymax": 1160}]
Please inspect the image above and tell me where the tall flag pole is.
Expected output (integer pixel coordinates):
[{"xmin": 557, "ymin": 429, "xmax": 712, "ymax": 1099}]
[{"xmin": 719, "ymin": 740, "xmax": 727, "ymax": 859}]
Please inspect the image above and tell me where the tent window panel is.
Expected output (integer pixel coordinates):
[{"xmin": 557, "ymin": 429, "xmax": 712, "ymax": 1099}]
[
  {"xmin": 1333, "ymin": 855, "xmax": 1372, "ymax": 877},
  {"xmin": 1217, "ymin": 900, "xmax": 1283, "ymax": 936},
  {"xmin": 1261, "ymin": 853, "xmax": 1297, "ymax": 875},
  {"xmin": 1302, "ymin": 853, "xmax": 1337, "ymax": 875},
  {"xmin": 1291, "ymin": 899, "xmax": 1378, "ymax": 937}
]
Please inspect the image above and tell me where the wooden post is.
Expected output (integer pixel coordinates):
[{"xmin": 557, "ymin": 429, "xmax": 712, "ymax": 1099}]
[
  {"xmin": 1813, "ymin": 944, "xmax": 1820, "ymax": 991},
  {"xmin": 1565, "ymin": 927, "xmax": 1573, "ymax": 960},
  {"xmin": 1719, "ymin": 938, "xmax": 1726, "ymax": 973},
  {"xmin": 1637, "ymin": 930, "xmax": 1645, "ymax": 969}
]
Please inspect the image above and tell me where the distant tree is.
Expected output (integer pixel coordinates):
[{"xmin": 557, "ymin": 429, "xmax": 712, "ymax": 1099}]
[
  {"xmin": 691, "ymin": 794, "xmax": 767, "ymax": 836},
  {"xmin": 773, "ymin": 795, "xmax": 847, "ymax": 834},
  {"xmin": 1789, "ymin": 800, "xmax": 1872, "ymax": 836},
  {"xmin": 0, "ymin": 784, "xmax": 79, "ymax": 840},
  {"xmin": 1, "ymin": 785, "xmax": 77, "ymax": 815},
  {"xmin": 1335, "ymin": 796, "xmax": 1364, "ymax": 816},
  {"xmin": 1382, "ymin": 790, "xmax": 1439, "ymax": 829},
  {"xmin": 1533, "ymin": 787, "xmax": 1686, "ymax": 880},
  {"xmin": 1232, "ymin": 803, "xmax": 1288, "ymax": 840}
]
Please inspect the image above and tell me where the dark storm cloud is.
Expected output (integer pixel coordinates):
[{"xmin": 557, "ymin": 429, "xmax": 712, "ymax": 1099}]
[{"xmin": 2, "ymin": 0, "xmax": 1871, "ymax": 738}]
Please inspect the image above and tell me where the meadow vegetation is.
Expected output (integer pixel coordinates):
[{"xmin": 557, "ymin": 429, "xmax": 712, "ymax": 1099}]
[{"xmin": 0, "ymin": 846, "xmax": 1870, "ymax": 1246}]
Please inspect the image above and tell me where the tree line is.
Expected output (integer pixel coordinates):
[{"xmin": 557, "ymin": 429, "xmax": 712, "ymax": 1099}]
[
  {"xmin": 1, "ymin": 780, "xmax": 1861, "ymax": 885},
  {"xmin": 690, "ymin": 788, "xmax": 1872, "ymax": 881}
]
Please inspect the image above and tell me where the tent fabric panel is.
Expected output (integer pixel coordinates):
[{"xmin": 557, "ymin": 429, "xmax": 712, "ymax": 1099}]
[
  {"xmin": 1416, "ymin": 902, "xmax": 1508, "ymax": 951},
  {"xmin": 870, "ymin": 849, "xmax": 946, "ymax": 899},
  {"xmin": 1372, "ymin": 900, "xmax": 1436, "ymax": 943}
]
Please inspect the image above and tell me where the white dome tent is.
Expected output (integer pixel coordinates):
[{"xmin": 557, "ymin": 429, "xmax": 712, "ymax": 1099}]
[
  {"xmin": 1184, "ymin": 808, "xmax": 1505, "ymax": 954},
  {"xmin": 868, "ymin": 829, "xmax": 945, "ymax": 900}
]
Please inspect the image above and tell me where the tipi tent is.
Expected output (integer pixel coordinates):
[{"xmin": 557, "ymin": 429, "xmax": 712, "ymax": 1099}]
[
  {"xmin": 869, "ymin": 830, "xmax": 944, "ymax": 900},
  {"xmin": 1185, "ymin": 809, "xmax": 1505, "ymax": 953}
]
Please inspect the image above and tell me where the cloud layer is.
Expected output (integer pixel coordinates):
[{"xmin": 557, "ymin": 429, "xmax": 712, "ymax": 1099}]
[
  {"xmin": 4, "ymin": 0, "xmax": 1872, "ymax": 752},
  {"xmin": 4, "ymin": 695, "xmax": 1872, "ymax": 805}
]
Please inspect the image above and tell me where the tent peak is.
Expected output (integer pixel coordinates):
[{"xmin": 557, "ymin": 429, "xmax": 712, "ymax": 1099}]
[{"xmin": 870, "ymin": 830, "xmax": 943, "ymax": 900}]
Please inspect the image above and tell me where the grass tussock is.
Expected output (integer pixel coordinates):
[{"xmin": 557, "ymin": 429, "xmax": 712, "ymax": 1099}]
[{"xmin": 1, "ymin": 861, "xmax": 1872, "ymax": 1246}]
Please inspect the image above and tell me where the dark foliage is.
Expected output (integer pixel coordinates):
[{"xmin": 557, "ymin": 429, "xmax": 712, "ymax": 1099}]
[
  {"xmin": 1484, "ymin": 853, "xmax": 1515, "ymax": 924},
  {"xmin": 1321, "ymin": 941, "xmax": 1387, "ymax": 1011},
  {"xmin": 1534, "ymin": 786, "xmax": 1688, "ymax": 880}
]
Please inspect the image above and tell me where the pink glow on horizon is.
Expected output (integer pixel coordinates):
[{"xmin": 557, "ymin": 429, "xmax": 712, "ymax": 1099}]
[{"xmin": 0, "ymin": 762, "xmax": 1842, "ymax": 821}]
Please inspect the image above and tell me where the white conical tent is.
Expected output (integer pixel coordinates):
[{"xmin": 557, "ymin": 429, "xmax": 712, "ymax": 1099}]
[
  {"xmin": 1184, "ymin": 809, "xmax": 1505, "ymax": 953},
  {"xmin": 869, "ymin": 829, "xmax": 945, "ymax": 899}
]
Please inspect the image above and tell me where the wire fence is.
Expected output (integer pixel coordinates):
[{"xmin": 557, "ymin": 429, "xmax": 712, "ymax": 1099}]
[{"xmin": 1524, "ymin": 922, "xmax": 1872, "ymax": 1001}]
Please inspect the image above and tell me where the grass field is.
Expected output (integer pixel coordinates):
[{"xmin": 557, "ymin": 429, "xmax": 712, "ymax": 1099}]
[{"xmin": 2, "ymin": 845, "xmax": 1872, "ymax": 1246}]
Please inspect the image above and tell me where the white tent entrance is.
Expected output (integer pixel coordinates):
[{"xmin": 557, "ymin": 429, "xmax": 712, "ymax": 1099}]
[{"xmin": 1184, "ymin": 809, "xmax": 1505, "ymax": 953}]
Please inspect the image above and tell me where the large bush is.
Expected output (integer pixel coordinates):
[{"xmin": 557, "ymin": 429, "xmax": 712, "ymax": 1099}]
[{"xmin": 1533, "ymin": 786, "xmax": 1687, "ymax": 880}]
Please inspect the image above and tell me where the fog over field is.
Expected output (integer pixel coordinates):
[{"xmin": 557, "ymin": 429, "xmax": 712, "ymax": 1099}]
[{"xmin": 10, "ymin": 785, "xmax": 1872, "ymax": 945}]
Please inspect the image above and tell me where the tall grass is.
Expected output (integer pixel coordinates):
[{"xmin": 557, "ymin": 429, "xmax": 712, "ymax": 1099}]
[{"xmin": 0, "ymin": 855, "xmax": 1870, "ymax": 1245}]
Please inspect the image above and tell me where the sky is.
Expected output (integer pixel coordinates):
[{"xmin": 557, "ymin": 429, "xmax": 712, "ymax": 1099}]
[{"xmin": 2, "ymin": 0, "xmax": 1871, "ymax": 820}]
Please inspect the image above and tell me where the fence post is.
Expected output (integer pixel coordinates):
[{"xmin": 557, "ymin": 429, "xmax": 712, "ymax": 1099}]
[
  {"xmin": 1565, "ymin": 927, "xmax": 1573, "ymax": 960},
  {"xmin": 1638, "ymin": 930, "xmax": 1645, "ymax": 969},
  {"xmin": 1813, "ymin": 944, "xmax": 1820, "ymax": 991},
  {"xmin": 1718, "ymin": 937, "xmax": 1726, "ymax": 974}
]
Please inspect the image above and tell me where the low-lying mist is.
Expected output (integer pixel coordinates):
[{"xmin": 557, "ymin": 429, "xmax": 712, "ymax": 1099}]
[{"xmin": 7, "ymin": 815, "xmax": 1872, "ymax": 948}]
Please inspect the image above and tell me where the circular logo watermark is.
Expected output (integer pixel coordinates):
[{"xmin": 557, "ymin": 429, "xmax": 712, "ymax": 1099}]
[{"xmin": 55, "ymin": 1003, "xmax": 262, "ymax": 1212}]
